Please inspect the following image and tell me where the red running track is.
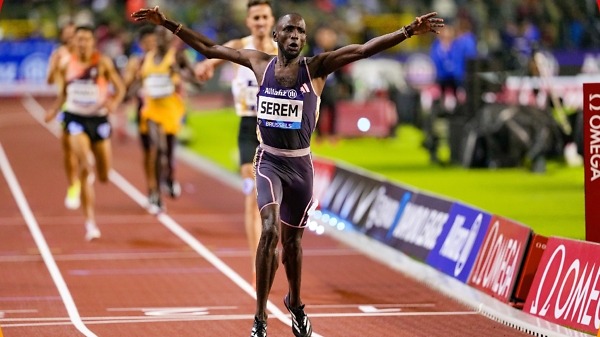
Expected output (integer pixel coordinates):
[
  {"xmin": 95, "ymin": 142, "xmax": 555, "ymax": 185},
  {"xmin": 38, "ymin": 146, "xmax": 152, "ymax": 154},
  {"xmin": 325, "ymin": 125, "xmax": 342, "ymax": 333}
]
[{"xmin": 0, "ymin": 96, "xmax": 532, "ymax": 337}]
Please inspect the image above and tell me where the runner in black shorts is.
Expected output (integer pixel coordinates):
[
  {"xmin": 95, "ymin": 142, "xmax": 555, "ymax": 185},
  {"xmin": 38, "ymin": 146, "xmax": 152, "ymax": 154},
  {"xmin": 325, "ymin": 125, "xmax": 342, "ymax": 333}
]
[
  {"xmin": 238, "ymin": 116, "xmax": 260, "ymax": 165},
  {"xmin": 133, "ymin": 6, "xmax": 443, "ymax": 337},
  {"xmin": 45, "ymin": 25, "xmax": 125, "ymax": 241},
  {"xmin": 62, "ymin": 112, "xmax": 112, "ymax": 143}
]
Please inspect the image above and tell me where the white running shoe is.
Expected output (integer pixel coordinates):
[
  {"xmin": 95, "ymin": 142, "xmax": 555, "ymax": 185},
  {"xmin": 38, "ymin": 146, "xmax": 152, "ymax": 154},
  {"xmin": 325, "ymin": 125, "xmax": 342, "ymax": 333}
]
[
  {"xmin": 85, "ymin": 221, "xmax": 101, "ymax": 241},
  {"xmin": 147, "ymin": 191, "xmax": 165, "ymax": 215},
  {"xmin": 64, "ymin": 181, "xmax": 81, "ymax": 210}
]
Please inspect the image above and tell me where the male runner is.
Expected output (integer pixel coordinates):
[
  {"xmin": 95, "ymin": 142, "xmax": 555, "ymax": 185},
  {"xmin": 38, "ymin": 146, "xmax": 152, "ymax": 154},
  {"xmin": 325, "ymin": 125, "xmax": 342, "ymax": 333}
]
[
  {"xmin": 125, "ymin": 26, "xmax": 199, "ymax": 213},
  {"xmin": 132, "ymin": 7, "xmax": 443, "ymax": 337},
  {"xmin": 45, "ymin": 25, "xmax": 126, "ymax": 241}
]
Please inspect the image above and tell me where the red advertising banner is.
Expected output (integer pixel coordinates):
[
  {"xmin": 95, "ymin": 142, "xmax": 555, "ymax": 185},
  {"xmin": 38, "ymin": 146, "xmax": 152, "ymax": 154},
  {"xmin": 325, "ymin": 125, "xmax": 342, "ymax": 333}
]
[
  {"xmin": 523, "ymin": 237, "xmax": 600, "ymax": 334},
  {"xmin": 584, "ymin": 82, "xmax": 600, "ymax": 243},
  {"xmin": 468, "ymin": 216, "xmax": 532, "ymax": 302},
  {"xmin": 513, "ymin": 234, "xmax": 548, "ymax": 304}
]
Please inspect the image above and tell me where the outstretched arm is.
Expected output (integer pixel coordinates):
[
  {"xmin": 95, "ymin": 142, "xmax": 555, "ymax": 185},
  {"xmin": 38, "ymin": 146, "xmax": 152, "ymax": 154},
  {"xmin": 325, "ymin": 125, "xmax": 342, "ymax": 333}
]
[
  {"xmin": 310, "ymin": 12, "xmax": 444, "ymax": 78},
  {"xmin": 132, "ymin": 6, "xmax": 256, "ymax": 69}
]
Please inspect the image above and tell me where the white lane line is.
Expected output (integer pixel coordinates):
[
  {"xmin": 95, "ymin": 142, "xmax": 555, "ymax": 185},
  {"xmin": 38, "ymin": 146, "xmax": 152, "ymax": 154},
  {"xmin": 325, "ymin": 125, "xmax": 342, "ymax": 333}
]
[
  {"xmin": 0, "ymin": 246, "xmax": 358, "ymax": 263},
  {"xmin": 0, "ymin": 213, "xmax": 244, "ymax": 226},
  {"xmin": 23, "ymin": 95, "xmax": 325, "ymax": 336},
  {"xmin": 0, "ymin": 143, "xmax": 97, "ymax": 337},
  {"xmin": 0, "ymin": 310, "xmax": 478, "ymax": 328},
  {"xmin": 109, "ymin": 170, "xmax": 312, "ymax": 332}
]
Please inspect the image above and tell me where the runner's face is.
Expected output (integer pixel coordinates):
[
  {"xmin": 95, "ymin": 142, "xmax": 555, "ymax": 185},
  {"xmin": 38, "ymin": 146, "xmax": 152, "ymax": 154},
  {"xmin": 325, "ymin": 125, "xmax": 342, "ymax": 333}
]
[
  {"xmin": 275, "ymin": 15, "xmax": 306, "ymax": 59},
  {"xmin": 246, "ymin": 4, "xmax": 274, "ymax": 39},
  {"xmin": 75, "ymin": 30, "xmax": 95, "ymax": 59},
  {"xmin": 140, "ymin": 33, "xmax": 157, "ymax": 53}
]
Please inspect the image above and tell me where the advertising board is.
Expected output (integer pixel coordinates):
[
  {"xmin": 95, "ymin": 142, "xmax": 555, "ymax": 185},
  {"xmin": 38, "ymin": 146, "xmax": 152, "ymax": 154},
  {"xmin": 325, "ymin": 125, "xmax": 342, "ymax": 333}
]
[
  {"xmin": 524, "ymin": 237, "xmax": 600, "ymax": 334},
  {"xmin": 426, "ymin": 203, "xmax": 492, "ymax": 283},
  {"xmin": 468, "ymin": 216, "xmax": 532, "ymax": 302}
]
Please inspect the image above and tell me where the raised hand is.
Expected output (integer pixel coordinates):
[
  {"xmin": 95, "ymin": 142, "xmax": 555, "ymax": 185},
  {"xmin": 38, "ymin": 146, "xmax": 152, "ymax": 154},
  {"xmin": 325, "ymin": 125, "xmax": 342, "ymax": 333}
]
[
  {"xmin": 194, "ymin": 62, "xmax": 215, "ymax": 82},
  {"xmin": 131, "ymin": 6, "xmax": 166, "ymax": 26},
  {"xmin": 409, "ymin": 12, "xmax": 445, "ymax": 36}
]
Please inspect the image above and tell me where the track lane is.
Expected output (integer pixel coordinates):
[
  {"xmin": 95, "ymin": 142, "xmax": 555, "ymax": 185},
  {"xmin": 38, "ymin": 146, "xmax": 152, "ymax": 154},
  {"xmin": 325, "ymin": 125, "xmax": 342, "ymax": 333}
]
[{"xmin": 0, "ymin": 96, "xmax": 535, "ymax": 337}]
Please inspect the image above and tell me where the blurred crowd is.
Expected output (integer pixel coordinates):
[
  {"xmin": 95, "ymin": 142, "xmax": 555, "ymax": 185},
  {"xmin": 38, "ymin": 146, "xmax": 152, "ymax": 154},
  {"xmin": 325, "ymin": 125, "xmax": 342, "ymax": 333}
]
[
  {"xmin": 2, "ymin": 0, "xmax": 599, "ymax": 57},
  {"xmin": 1, "ymin": 0, "xmax": 598, "ymax": 172}
]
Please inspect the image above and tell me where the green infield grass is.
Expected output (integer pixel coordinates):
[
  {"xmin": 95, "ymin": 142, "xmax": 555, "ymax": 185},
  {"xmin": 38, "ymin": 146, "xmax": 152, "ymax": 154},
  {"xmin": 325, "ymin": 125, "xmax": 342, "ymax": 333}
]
[{"xmin": 184, "ymin": 107, "xmax": 585, "ymax": 240}]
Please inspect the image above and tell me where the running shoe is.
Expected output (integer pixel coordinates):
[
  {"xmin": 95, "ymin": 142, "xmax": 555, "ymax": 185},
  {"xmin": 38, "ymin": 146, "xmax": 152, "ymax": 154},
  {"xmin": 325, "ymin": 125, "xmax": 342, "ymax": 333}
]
[
  {"xmin": 284, "ymin": 294, "xmax": 312, "ymax": 337},
  {"xmin": 147, "ymin": 190, "xmax": 164, "ymax": 215},
  {"xmin": 250, "ymin": 316, "xmax": 267, "ymax": 337},
  {"xmin": 165, "ymin": 179, "xmax": 181, "ymax": 199},
  {"xmin": 64, "ymin": 180, "xmax": 81, "ymax": 210},
  {"xmin": 84, "ymin": 221, "xmax": 101, "ymax": 241}
]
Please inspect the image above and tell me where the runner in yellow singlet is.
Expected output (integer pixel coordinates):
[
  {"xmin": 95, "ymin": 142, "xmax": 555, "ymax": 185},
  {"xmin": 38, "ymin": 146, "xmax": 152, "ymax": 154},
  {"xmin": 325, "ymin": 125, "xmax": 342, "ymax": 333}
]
[{"xmin": 137, "ymin": 27, "xmax": 190, "ymax": 213}]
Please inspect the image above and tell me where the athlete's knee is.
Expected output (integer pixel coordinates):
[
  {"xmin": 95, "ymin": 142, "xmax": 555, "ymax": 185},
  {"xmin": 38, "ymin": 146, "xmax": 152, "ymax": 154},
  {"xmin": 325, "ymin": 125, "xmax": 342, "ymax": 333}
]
[
  {"xmin": 261, "ymin": 221, "xmax": 279, "ymax": 246},
  {"xmin": 80, "ymin": 168, "xmax": 95, "ymax": 185},
  {"xmin": 260, "ymin": 205, "xmax": 280, "ymax": 248},
  {"xmin": 282, "ymin": 231, "xmax": 303, "ymax": 252}
]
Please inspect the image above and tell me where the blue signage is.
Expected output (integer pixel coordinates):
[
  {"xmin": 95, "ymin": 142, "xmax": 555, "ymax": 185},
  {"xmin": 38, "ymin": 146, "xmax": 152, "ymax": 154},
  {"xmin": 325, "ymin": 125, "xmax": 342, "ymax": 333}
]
[
  {"xmin": 425, "ymin": 203, "xmax": 492, "ymax": 283},
  {"xmin": 386, "ymin": 192, "xmax": 453, "ymax": 261},
  {"xmin": 0, "ymin": 40, "xmax": 55, "ymax": 84}
]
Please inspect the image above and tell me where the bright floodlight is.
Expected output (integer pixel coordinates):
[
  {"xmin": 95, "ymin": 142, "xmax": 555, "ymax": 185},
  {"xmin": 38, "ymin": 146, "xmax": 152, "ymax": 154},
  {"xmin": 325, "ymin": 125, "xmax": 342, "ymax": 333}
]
[
  {"xmin": 316, "ymin": 225, "xmax": 325, "ymax": 235},
  {"xmin": 357, "ymin": 117, "xmax": 371, "ymax": 132}
]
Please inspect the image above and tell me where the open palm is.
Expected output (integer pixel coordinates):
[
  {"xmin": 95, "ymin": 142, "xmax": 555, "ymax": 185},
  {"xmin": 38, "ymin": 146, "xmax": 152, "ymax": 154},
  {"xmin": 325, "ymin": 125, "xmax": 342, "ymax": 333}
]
[
  {"xmin": 410, "ymin": 12, "xmax": 445, "ymax": 36},
  {"xmin": 131, "ymin": 6, "xmax": 166, "ymax": 25}
]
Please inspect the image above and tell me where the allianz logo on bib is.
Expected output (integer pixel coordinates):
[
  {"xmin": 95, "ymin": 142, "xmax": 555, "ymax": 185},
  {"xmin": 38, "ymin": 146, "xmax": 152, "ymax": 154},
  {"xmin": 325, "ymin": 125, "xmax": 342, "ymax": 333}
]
[{"xmin": 264, "ymin": 87, "xmax": 298, "ymax": 99}]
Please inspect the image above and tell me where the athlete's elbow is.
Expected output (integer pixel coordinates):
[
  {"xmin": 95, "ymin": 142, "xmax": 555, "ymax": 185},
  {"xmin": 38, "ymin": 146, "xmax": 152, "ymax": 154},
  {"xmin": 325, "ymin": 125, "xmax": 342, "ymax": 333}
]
[{"xmin": 355, "ymin": 46, "xmax": 376, "ymax": 60}]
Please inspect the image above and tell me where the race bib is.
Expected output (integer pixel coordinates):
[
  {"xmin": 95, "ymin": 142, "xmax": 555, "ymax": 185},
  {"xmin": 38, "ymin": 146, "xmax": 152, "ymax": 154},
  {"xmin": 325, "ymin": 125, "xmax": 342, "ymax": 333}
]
[
  {"xmin": 257, "ymin": 95, "xmax": 303, "ymax": 129},
  {"xmin": 67, "ymin": 81, "xmax": 100, "ymax": 106},
  {"xmin": 245, "ymin": 84, "xmax": 259, "ymax": 109},
  {"xmin": 143, "ymin": 74, "xmax": 175, "ymax": 98}
]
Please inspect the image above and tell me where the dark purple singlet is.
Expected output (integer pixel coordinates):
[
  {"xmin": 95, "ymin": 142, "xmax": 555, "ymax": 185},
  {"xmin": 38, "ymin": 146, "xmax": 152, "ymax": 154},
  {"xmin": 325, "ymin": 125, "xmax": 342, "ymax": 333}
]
[{"xmin": 254, "ymin": 57, "xmax": 320, "ymax": 228}]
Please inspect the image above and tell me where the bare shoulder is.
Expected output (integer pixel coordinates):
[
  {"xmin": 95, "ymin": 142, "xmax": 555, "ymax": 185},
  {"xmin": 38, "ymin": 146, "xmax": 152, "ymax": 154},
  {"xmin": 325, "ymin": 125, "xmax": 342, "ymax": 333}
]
[{"xmin": 304, "ymin": 54, "xmax": 328, "ymax": 79}]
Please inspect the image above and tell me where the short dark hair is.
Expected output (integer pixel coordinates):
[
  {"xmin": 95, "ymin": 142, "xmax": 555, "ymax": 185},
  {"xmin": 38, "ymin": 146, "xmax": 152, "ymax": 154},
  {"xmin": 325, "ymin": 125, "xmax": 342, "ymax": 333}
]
[
  {"xmin": 247, "ymin": 0, "xmax": 272, "ymax": 9},
  {"xmin": 75, "ymin": 25, "xmax": 95, "ymax": 34},
  {"xmin": 138, "ymin": 25, "xmax": 156, "ymax": 40}
]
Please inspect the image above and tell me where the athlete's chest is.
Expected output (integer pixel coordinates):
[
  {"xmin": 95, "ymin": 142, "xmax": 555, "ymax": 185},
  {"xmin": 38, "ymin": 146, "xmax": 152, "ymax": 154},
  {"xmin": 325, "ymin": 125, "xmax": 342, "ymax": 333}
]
[{"xmin": 273, "ymin": 64, "xmax": 300, "ymax": 88}]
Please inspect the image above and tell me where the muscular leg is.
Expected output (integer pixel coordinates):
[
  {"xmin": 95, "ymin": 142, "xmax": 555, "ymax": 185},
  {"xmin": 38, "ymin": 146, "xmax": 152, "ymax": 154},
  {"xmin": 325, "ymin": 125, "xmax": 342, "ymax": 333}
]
[
  {"xmin": 140, "ymin": 133, "xmax": 152, "ymax": 191},
  {"xmin": 241, "ymin": 162, "xmax": 261, "ymax": 277},
  {"xmin": 68, "ymin": 133, "xmax": 95, "ymax": 224},
  {"xmin": 92, "ymin": 139, "xmax": 112, "ymax": 183},
  {"xmin": 61, "ymin": 131, "xmax": 78, "ymax": 185},
  {"xmin": 281, "ymin": 223, "xmax": 305, "ymax": 307},
  {"xmin": 145, "ymin": 120, "xmax": 162, "ymax": 194},
  {"xmin": 255, "ymin": 203, "xmax": 280, "ymax": 321},
  {"xmin": 165, "ymin": 133, "xmax": 176, "ymax": 183}
]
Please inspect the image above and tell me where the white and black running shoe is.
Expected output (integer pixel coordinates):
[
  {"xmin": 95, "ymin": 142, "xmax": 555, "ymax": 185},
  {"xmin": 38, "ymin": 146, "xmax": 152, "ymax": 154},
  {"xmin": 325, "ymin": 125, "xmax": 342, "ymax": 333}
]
[
  {"xmin": 147, "ymin": 190, "xmax": 164, "ymax": 215},
  {"xmin": 284, "ymin": 294, "xmax": 312, "ymax": 337},
  {"xmin": 250, "ymin": 316, "xmax": 267, "ymax": 337}
]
